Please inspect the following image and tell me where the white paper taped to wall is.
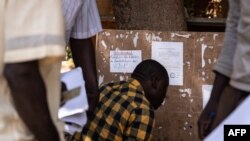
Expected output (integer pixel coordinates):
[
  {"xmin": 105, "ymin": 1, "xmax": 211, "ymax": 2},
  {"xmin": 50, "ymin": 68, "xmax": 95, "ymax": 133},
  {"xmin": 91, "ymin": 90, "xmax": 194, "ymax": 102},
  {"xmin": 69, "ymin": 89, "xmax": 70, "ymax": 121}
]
[
  {"xmin": 110, "ymin": 50, "xmax": 142, "ymax": 73},
  {"xmin": 152, "ymin": 41, "xmax": 183, "ymax": 86},
  {"xmin": 202, "ymin": 85, "xmax": 213, "ymax": 109}
]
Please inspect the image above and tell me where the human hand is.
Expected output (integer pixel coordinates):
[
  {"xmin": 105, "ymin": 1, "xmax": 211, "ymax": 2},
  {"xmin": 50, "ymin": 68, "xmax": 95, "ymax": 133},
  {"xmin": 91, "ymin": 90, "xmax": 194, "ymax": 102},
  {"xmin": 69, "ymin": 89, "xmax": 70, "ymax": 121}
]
[
  {"xmin": 198, "ymin": 101, "xmax": 218, "ymax": 139},
  {"xmin": 198, "ymin": 72, "xmax": 229, "ymax": 139},
  {"xmin": 208, "ymin": 86, "xmax": 249, "ymax": 131}
]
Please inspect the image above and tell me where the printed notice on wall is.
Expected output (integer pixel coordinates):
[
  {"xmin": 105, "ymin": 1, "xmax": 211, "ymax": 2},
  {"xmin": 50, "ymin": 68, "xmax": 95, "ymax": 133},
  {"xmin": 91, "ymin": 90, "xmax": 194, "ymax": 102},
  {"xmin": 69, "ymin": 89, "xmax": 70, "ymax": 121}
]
[
  {"xmin": 202, "ymin": 85, "xmax": 213, "ymax": 109},
  {"xmin": 110, "ymin": 50, "xmax": 142, "ymax": 73},
  {"xmin": 152, "ymin": 41, "xmax": 183, "ymax": 86}
]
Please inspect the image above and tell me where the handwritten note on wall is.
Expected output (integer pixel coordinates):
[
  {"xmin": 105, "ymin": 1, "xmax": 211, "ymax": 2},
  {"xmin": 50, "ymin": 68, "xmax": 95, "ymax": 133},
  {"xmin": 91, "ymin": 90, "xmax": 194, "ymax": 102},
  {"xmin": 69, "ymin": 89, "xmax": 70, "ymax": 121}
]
[
  {"xmin": 152, "ymin": 41, "xmax": 184, "ymax": 86},
  {"xmin": 110, "ymin": 50, "xmax": 142, "ymax": 73}
]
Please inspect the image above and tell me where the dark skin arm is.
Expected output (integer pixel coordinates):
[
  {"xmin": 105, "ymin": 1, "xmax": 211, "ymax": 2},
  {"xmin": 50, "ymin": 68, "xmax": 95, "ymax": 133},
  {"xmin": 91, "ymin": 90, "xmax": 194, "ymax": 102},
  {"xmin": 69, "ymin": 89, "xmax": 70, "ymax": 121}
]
[
  {"xmin": 198, "ymin": 71, "xmax": 230, "ymax": 139},
  {"xmin": 209, "ymin": 85, "xmax": 249, "ymax": 131},
  {"xmin": 4, "ymin": 61, "xmax": 60, "ymax": 141},
  {"xmin": 69, "ymin": 38, "xmax": 99, "ymax": 115}
]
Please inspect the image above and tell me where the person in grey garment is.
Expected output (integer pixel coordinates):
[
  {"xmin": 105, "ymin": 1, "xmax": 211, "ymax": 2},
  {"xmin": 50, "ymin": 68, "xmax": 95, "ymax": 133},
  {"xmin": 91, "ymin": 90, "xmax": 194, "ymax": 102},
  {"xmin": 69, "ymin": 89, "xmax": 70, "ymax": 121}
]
[
  {"xmin": 198, "ymin": 0, "xmax": 250, "ymax": 139},
  {"xmin": 62, "ymin": 0, "xmax": 102, "ymax": 115}
]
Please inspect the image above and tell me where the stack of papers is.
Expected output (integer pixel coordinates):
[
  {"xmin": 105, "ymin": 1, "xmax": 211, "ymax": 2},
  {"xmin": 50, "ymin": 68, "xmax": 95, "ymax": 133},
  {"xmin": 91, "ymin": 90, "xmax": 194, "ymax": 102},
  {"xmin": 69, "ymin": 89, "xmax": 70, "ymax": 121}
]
[{"xmin": 59, "ymin": 67, "xmax": 89, "ymax": 135}]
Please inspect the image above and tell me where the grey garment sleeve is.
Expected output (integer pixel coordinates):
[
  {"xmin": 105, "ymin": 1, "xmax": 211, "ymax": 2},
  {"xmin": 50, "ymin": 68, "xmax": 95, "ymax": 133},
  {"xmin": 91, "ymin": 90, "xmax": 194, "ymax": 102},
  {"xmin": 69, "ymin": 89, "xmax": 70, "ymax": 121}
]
[
  {"xmin": 70, "ymin": 0, "xmax": 102, "ymax": 39},
  {"xmin": 230, "ymin": 0, "xmax": 250, "ymax": 92},
  {"xmin": 63, "ymin": 0, "xmax": 83, "ymax": 43},
  {"xmin": 63, "ymin": 0, "xmax": 102, "ymax": 43},
  {"xmin": 213, "ymin": 0, "xmax": 240, "ymax": 77}
]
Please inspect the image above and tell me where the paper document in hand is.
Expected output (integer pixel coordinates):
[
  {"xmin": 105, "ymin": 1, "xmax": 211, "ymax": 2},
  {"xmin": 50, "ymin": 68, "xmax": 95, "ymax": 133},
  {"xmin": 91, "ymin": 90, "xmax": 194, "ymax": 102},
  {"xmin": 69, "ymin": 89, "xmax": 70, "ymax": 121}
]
[
  {"xmin": 61, "ymin": 112, "xmax": 87, "ymax": 129},
  {"xmin": 59, "ymin": 67, "xmax": 89, "ymax": 118},
  {"xmin": 64, "ymin": 123, "xmax": 82, "ymax": 135},
  {"xmin": 205, "ymin": 96, "xmax": 250, "ymax": 141},
  {"xmin": 62, "ymin": 112, "xmax": 87, "ymax": 135},
  {"xmin": 61, "ymin": 87, "xmax": 81, "ymax": 104}
]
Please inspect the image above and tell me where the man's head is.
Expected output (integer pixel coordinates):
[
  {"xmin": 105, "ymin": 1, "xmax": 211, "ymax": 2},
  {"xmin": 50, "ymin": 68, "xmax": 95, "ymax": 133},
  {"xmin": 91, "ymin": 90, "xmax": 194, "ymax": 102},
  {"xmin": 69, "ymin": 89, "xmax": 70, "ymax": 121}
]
[{"xmin": 131, "ymin": 59, "xmax": 169, "ymax": 109}]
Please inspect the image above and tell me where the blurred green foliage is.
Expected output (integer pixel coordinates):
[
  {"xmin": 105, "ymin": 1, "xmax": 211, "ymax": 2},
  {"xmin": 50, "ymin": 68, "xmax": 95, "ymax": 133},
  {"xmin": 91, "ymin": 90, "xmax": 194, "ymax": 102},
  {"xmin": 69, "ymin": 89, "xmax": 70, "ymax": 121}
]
[{"xmin": 65, "ymin": 46, "xmax": 72, "ymax": 60}]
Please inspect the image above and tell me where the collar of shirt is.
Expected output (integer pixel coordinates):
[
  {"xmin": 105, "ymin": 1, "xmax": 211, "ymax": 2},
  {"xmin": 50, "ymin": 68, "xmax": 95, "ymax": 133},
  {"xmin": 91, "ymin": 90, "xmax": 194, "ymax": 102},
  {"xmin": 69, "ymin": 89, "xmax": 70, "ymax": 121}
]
[{"xmin": 127, "ymin": 78, "xmax": 153, "ymax": 109}]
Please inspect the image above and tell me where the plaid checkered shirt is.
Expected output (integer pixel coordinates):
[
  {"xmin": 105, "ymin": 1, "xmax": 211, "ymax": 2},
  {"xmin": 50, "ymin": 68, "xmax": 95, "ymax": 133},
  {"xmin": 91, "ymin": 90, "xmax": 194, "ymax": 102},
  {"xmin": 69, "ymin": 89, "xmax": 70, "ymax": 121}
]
[{"xmin": 73, "ymin": 78, "xmax": 155, "ymax": 141}]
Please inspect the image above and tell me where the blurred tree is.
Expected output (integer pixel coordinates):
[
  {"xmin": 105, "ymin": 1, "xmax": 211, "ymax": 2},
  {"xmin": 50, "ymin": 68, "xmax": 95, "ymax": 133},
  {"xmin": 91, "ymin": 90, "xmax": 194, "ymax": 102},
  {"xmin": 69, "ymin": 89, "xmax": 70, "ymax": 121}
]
[{"xmin": 112, "ymin": 0, "xmax": 187, "ymax": 31}]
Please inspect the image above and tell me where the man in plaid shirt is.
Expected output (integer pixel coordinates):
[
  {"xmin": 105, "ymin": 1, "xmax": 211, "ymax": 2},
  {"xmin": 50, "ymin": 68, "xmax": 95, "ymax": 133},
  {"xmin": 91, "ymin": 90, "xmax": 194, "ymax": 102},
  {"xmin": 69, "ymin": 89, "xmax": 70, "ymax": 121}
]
[{"xmin": 70, "ymin": 59, "xmax": 169, "ymax": 141}]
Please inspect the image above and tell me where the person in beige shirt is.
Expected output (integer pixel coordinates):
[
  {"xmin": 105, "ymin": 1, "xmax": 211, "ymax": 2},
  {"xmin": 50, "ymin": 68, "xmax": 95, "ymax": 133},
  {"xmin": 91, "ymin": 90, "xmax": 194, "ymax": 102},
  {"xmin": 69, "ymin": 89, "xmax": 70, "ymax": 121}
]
[{"xmin": 0, "ymin": 0, "xmax": 65, "ymax": 141}]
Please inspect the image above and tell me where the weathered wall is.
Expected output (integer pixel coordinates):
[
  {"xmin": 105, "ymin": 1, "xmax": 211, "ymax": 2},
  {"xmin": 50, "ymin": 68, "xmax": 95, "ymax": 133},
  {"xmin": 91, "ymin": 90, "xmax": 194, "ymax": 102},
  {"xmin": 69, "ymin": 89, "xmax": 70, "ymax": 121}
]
[
  {"xmin": 96, "ymin": 0, "xmax": 116, "ymax": 29},
  {"xmin": 96, "ymin": 30, "xmax": 224, "ymax": 141}
]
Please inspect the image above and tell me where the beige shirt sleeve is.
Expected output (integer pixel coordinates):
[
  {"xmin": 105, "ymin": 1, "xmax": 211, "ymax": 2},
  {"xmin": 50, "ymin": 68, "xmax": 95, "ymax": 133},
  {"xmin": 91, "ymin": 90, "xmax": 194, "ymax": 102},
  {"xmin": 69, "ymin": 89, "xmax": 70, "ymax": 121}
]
[
  {"xmin": 4, "ymin": 0, "xmax": 65, "ymax": 63},
  {"xmin": 1, "ymin": 1, "xmax": 66, "ymax": 141}
]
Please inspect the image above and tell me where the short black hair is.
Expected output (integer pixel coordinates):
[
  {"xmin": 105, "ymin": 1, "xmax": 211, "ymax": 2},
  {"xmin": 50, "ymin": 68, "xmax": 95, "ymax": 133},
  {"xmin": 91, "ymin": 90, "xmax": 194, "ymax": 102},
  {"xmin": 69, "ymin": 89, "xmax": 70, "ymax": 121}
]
[{"xmin": 132, "ymin": 59, "xmax": 169, "ymax": 83}]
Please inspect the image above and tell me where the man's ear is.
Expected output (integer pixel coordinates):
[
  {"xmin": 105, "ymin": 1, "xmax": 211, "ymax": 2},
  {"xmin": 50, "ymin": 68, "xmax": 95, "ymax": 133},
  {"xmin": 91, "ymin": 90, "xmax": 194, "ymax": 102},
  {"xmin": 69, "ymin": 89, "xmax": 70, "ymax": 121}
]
[{"xmin": 150, "ymin": 73, "xmax": 160, "ymax": 89}]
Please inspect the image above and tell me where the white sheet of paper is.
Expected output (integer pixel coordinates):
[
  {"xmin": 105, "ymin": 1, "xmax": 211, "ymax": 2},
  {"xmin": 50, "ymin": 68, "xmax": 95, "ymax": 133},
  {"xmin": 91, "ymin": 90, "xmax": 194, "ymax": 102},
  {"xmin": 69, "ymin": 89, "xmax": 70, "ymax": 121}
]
[
  {"xmin": 205, "ymin": 96, "xmax": 250, "ymax": 141},
  {"xmin": 152, "ymin": 41, "xmax": 184, "ymax": 86},
  {"xmin": 61, "ymin": 112, "xmax": 87, "ymax": 127},
  {"xmin": 62, "ymin": 112, "xmax": 87, "ymax": 134},
  {"xmin": 64, "ymin": 123, "xmax": 83, "ymax": 135},
  {"xmin": 110, "ymin": 50, "xmax": 142, "ymax": 73},
  {"xmin": 202, "ymin": 85, "xmax": 213, "ymax": 109},
  {"xmin": 59, "ymin": 67, "xmax": 88, "ymax": 118}
]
